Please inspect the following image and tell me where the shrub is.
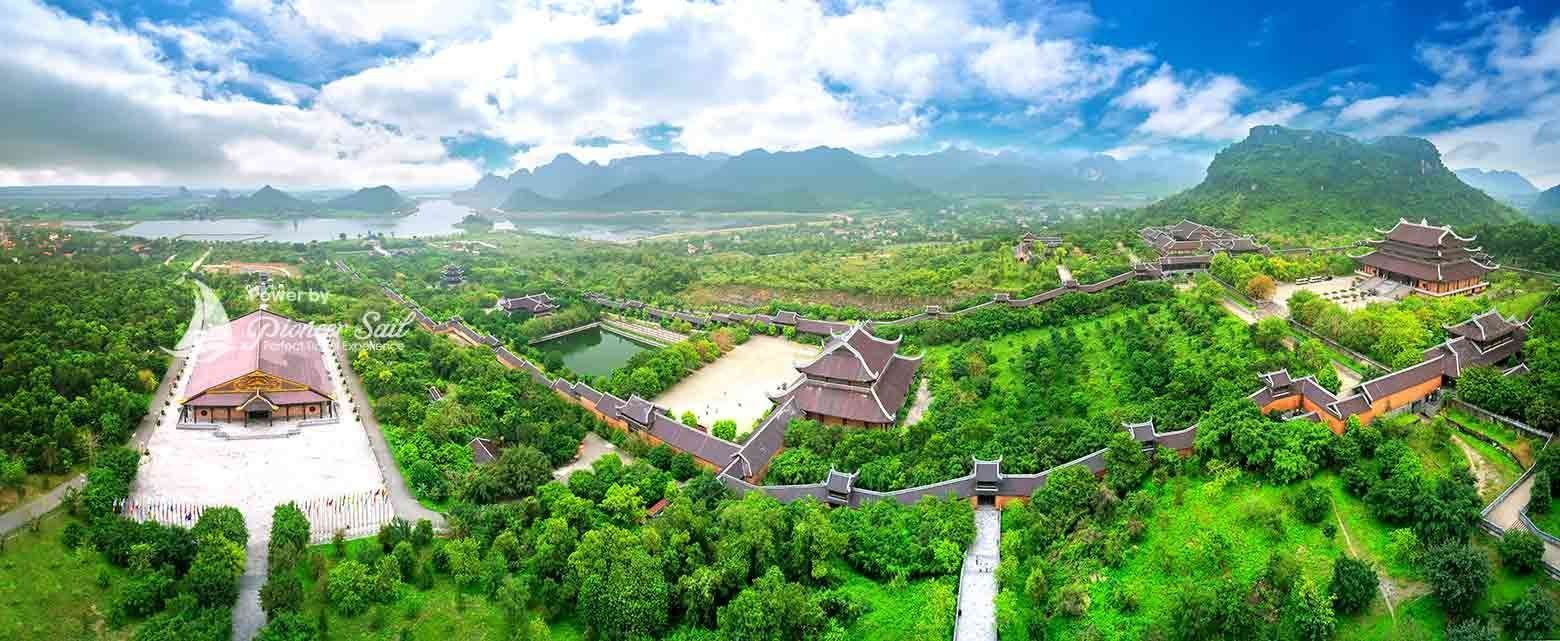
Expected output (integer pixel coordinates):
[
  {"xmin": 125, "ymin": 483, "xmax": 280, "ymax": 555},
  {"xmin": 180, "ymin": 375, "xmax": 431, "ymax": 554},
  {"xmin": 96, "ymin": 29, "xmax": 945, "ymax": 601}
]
[
  {"xmin": 412, "ymin": 519, "xmax": 434, "ymax": 547},
  {"xmin": 327, "ymin": 560, "xmax": 376, "ymax": 616},
  {"xmin": 1387, "ymin": 528, "xmax": 1423, "ymax": 567},
  {"xmin": 1445, "ymin": 619, "xmax": 1496, "ymax": 641},
  {"xmin": 712, "ymin": 419, "xmax": 738, "ymax": 442},
  {"xmin": 1532, "ymin": 471, "xmax": 1552, "ymax": 514},
  {"xmin": 374, "ymin": 555, "xmax": 402, "ymax": 602},
  {"xmin": 1328, "ymin": 556, "xmax": 1378, "ymax": 615},
  {"xmin": 1294, "ymin": 485, "xmax": 1331, "ymax": 524},
  {"xmin": 117, "ymin": 567, "xmax": 175, "ymax": 617},
  {"xmin": 260, "ymin": 568, "xmax": 304, "ymax": 615},
  {"xmin": 1497, "ymin": 530, "xmax": 1545, "ymax": 574},
  {"xmin": 1425, "ymin": 543, "xmax": 1490, "ymax": 617},
  {"xmin": 269, "ymin": 503, "xmax": 310, "ymax": 559},
  {"xmin": 255, "ymin": 612, "xmax": 317, "ymax": 641},
  {"xmin": 187, "ymin": 536, "xmax": 245, "ymax": 607},
  {"xmin": 1496, "ymin": 586, "xmax": 1556, "ymax": 640},
  {"xmin": 191, "ymin": 507, "xmax": 247, "ymax": 547}
]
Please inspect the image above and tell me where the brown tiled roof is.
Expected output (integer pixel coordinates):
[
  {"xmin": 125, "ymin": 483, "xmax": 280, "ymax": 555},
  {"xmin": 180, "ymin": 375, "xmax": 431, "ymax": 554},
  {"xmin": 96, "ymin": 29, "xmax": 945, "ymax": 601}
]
[
  {"xmin": 500, "ymin": 293, "xmax": 557, "ymax": 314},
  {"xmin": 796, "ymin": 324, "xmax": 902, "ymax": 382},
  {"xmin": 1446, "ymin": 310, "xmax": 1521, "ymax": 342},
  {"xmin": 872, "ymin": 354, "xmax": 921, "ymax": 416},
  {"xmin": 731, "ymin": 398, "xmax": 802, "ymax": 478},
  {"xmin": 1360, "ymin": 250, "xmax": 1492, "ymax": 283},
  {"xmin": 649, "ymin": 413, "xmax": 739, "ymax": 464},
  {"xmin": 1375, "ymin": 218, "xmax": 1475, "ymax": 248},
  {"xmin": 779, "ymin": 380, "xmax": 895, "ymax": 424},
  {"xmin": 187, "ymin": 309, "xmax": 333, "ymax": 402},
  {"xmin": 266, "ymin": 390, "xmax": 330, "ymax": 405},
  {"xmin": 1260, "ymin": 370, "xmax": 1293, "ymax": 389},
  {"xmin": 796, "ymin": 318, "xmax": 850, "ymax": 336},
  {"xmin": 573, "ymin": 383, "xmax": 603, "ymax": 405},
  {"xmin": 773, "ymin": 311, "xmax": 799, "ymax": 325},
  {"xmin": 469, "ymin": 437, "xmax": 501, "ymax": 465},
  {"xmin": 1360, "ymin": 356, "xmax": 1445, "ymax": 402},
  {"xmin": 617, "ymin": 395, "xmax": 657, "ymax": 425}
]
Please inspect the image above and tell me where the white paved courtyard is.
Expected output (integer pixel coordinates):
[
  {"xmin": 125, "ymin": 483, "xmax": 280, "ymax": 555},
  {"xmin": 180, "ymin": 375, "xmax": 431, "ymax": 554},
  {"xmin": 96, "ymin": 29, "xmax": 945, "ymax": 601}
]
[
  {"xmin": 1274, "ymin": 275, "xmax": 1395, "ymax": 313},
  {"xmin": 129, "ymin": 325, "xmax": 385, "ymax": 540},
  {"xmin": 653, "ymin": 335, "xmax": 819, "ymax": 435}
]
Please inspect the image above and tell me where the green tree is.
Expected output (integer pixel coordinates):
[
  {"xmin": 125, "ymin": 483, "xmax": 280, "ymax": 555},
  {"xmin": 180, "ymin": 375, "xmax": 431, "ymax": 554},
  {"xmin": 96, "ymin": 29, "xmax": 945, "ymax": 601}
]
[
  {"xmin": 1497, "ymin": 530, "xmax": 1545, "ymax": 574},
  {"xmin": 255, "ymin": 612, "xmax": 317, "ymax": 641},
  {"xmin": 191, "ymin": 506, "xmax": 248, "ymax": 547},
  {"xmin": 712, "ymin": 419, "xmax": 738, "ymax": 442},
  {"xmin": 187, "ymin": 536, "xmax": 245, "ymax": 607},
  {"xmin": 260, "ymin": 568, "xmax": 304, "ymax": 614},
  {"xmin": 1284, "ymin": 577, "xmax": 1336, "ymax": 641},
  {"xmin": 716, "ymin": 567, "xmax": 825, "ymax": 641},
  {"xmin": 1328, "ymin": 556, "xmax": 1377, "ymax": 615},
  {"xmin": 326, "ymin": 560, "xmax": 375, "ymax": 616},
  {"xmin": 1104, "ymin": 432, "xmax": 1150, "ymax": 495},
  {"xmin": 1496, "ymin": 586, "xmax": 1556, "ymax": 640},
  {"xmin": 1425, "ymin": 543, "xmax": 1490, "ymax": 617}
]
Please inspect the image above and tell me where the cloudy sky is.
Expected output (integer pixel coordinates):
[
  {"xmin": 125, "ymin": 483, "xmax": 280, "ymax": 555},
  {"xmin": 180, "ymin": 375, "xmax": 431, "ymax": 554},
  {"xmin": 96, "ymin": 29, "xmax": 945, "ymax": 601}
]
[{"xmin": 3, "ymin": 0, "xmax": 1558, "ymax": 189}]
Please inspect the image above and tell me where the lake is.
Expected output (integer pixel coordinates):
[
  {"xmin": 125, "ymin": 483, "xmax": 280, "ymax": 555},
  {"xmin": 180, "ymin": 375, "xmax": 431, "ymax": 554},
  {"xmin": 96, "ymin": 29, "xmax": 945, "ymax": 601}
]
[
  {"xmin": 113, "ymin": 199, "xmax": 473, "ymax": 242},
  {"xmin": 535, "ymin": 326, "xmax": 656, "ymax": 377}
]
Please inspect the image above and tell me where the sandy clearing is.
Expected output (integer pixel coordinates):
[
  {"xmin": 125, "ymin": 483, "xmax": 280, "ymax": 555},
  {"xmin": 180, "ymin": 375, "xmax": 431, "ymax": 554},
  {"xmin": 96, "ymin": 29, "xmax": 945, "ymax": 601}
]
[{"xmin": 653, "ymin": 335, "xmax": 818, "ymax": 434}]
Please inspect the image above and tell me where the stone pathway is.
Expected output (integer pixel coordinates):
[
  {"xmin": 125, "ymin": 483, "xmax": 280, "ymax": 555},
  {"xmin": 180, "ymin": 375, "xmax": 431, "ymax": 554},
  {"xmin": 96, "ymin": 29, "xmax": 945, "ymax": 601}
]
[
  {"xmin": 233, "ymin": 541, "xmax": 268, "ymax": 641},
  {"xmin": 954, "ymin": 506, "xmax": 1000, "ymax": 641},
  {"xmin": 552, "ymin": 433, "xmax": 633, "ymax": 481},
  {"xmin": 903, "ymin": 378, "xmax": 932, "ymax": 426}
]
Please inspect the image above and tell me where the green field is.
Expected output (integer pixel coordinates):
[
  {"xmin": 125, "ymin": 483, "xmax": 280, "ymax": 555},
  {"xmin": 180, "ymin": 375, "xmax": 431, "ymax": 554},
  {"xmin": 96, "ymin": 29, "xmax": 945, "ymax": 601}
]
[
  {"xmin": 0, "ymin": 510, "xmax": 136, "ymax": 641},
  {"xmin": 1040, "ymin": 468, "xmax": 1554, "ymax": 641}
]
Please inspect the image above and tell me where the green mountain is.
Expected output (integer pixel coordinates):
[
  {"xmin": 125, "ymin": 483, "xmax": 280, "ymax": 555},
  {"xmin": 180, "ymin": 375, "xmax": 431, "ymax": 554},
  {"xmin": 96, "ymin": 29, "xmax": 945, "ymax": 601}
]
[
  {"xmin": 324, "ymin": 185, "xmax": 411, "ymax": 212},
  {"xmin": 217, "ymin": 185, "xmax": 314, "ymax": 213},
  {"xmin": 1141, "ymin": 125, "xmax": 1525, "ymax": 238},
  {"xmin": 1533, "ymin": 186, "xmax": 1560, "ymax": 223}
]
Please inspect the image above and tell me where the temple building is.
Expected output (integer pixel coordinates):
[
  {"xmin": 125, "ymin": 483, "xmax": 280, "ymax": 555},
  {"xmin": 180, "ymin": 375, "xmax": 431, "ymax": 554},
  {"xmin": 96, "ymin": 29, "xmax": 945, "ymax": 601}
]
[
  {"xmin": 442, "ymin": 264, "xmax": 465, "ymax": 285},
  {"xmin": 769, "ymin": 323, "xmax": 921, "ymax": 428},
  {"xmin": 1013, "ymin": 232, "xmax": 1062, "ymax": 263},
  {"xmin": 179, "ymin": 309, "xmax": 336, "ymax": 425},
  {"xmin": 1358, "ymin": 219, "xmax": 1496, "ymax": 296},
  {"xmin": 1250, "ymin": 309, "xmax": 1527, "ymax": 432},
  {"xmin": 498, "ymin": 292, "xmax": 557, "ymax": 317},
  {"xmin": 1140, "ymin": 219, "xmax": 1268, "ymax": 256}
]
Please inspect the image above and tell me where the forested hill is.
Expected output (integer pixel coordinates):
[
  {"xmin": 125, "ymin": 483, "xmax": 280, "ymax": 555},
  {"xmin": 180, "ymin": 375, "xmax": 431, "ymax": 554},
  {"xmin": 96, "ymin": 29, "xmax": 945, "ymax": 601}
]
[
  {"xmin": 1139, "ymin": 125, "xmax": 1526, "ymax": 240},
  {"xmin": 1534, "ymin": 186, "xmax": 1560, "ymax": 223},
  {"xmin": 323, "ymin": 185, "xmax": 411, "ymax": 212}
]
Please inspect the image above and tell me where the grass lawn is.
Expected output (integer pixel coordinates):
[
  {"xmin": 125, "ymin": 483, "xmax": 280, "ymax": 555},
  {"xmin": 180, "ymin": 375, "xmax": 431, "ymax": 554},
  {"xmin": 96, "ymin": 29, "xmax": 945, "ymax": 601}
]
[
  {"xmin": 1444, "ymin": 408, "xmax": 1539, "ymax": 468},
  {"xmin": 0, "ymin": 510, "xmax": 136, "ymax": 641},
  {"xmin": 833, "ymin": 570, "xmax": 953, "ymax": 641},
  {"xmin": 0, "ymin": 467, "xmax": 82, "ymax": 513},
  {"xmin": 1042, "ymin": 464, "xmax": 1556, "ymax": 641},
  {"xmin": 300, "ymin": 537, "xmax": 585, "ymax": 641}
]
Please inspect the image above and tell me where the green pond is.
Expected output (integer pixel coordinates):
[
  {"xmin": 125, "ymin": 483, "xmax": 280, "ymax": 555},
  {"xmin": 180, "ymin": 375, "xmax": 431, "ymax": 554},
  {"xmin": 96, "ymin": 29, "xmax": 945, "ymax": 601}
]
[{"xmin": 536, "ymin": 326, "xmax": 655, "ymax": 377}]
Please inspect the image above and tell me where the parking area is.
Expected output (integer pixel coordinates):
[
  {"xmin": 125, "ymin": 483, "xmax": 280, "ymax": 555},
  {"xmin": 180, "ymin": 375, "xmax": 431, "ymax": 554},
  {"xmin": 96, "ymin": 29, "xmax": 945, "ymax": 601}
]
[
  {"xmin": 653, "ymin": 335, "xmax": 819, "ymax": 435},
  {"xmin": 1274, "ymin": 275, "xmax": 1398, "ymax": 313}
]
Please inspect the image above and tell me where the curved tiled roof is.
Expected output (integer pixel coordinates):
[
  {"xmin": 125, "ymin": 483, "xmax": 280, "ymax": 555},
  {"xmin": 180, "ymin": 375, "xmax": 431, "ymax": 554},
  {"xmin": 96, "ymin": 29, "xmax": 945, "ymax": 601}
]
[{"xmin": 186, "ymin": 309, "xmax": 333, "ymax": 402}]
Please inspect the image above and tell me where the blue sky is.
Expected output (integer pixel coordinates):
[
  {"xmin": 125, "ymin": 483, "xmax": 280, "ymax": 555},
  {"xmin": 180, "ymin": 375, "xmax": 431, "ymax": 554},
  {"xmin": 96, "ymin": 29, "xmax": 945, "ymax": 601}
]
[{"xmin": 1, "ymin": 0, "xmax": 1557, "ymax": 188}]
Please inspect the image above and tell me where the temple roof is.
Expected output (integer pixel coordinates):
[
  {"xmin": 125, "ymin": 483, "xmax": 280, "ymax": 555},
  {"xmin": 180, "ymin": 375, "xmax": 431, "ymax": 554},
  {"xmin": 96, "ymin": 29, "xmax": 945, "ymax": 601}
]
[
  {"xmin": 796, "ymin": 323, "xmax": 904, "ymax": 383},
  {"xmin": 186, "ymin": 309, "xmax": 332, "ymax": 401},
  {"xmin": 500, "ymin": 293, "xmax": 557, "ymax": 314},
  {"xmin": 1359, "ymin": 250, "xmax": 1493, "ymax": 283},
  {"xmin": 1446, "ymin": 309, "xmax": 1522, "ymax": 342},
  {"xmin": 1372, "ymin": 218, "xmax": 1477, "ymax": 248}
]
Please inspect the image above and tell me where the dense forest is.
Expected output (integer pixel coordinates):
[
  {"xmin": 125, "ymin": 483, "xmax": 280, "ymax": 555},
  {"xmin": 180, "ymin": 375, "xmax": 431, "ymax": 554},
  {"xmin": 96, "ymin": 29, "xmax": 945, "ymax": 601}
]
[{"xmin": 0, "ymin": 259, "xmax": 190, "ymax": 500}]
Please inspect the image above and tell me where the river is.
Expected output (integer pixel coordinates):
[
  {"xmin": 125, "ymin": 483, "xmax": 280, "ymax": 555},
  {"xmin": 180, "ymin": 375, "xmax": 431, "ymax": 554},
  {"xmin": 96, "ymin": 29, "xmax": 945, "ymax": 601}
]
[{"xmin": 113, "ymin": 199, "xmax": 473, "ymax": 242}]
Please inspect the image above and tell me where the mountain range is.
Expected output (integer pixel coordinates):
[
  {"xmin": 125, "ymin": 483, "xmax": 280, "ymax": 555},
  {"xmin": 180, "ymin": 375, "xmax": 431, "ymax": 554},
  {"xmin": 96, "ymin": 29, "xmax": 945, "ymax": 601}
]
[
  {"xmin": 455, "ymin": 145, "xmax": 1205, "ymax": 212},
  {"xmin": 1139, "ymin": 125, "xmax": 1526, "ymax": 236},
  {"xmin": 213, "ymin": 185, "xmax": 411, "ymax": 214}
]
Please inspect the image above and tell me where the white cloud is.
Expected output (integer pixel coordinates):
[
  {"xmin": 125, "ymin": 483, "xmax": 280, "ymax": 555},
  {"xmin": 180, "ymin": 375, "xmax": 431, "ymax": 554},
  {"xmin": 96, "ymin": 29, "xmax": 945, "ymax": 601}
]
[
  {"xmin": 1331, "ymin": 8, "xmax": 1560, "ymax": 186},
  {"xmin": 314, "ymin": 0, "xmax": 1152, "ymax": 172},
  {"xmin": 0, "ymin": 0, "xmax": 479, "ymax": 188},
  {"xmin": 1111, "ymin": 65, "xmax": 1305, "ymax": 141}
]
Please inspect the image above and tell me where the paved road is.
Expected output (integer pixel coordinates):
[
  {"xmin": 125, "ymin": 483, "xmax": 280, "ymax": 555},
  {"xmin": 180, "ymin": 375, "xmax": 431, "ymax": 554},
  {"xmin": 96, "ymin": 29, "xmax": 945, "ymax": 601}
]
[
  {"xmin": 233, "ymin": 541, "xmax": 268, "ymax": 641},
  {"xmin": 553, "ymin": 432, "xmax": 632, "ymax": 481},
  {"xmin": 954, "ymin": 506, "xmax": 1000, "ymax": 641},
  {"xmin": 1483, "ymin": 473, "xmax": 1560, "ymax": 569},
  {"xmin": 331, "ymin": 333, "xmax": 445, "ymax": 529}
]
